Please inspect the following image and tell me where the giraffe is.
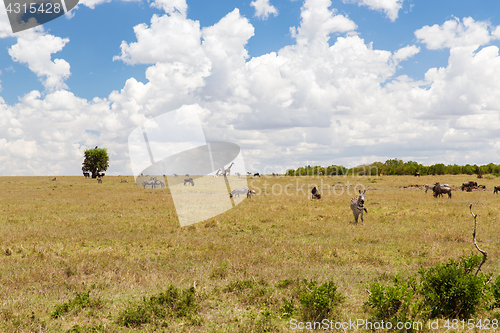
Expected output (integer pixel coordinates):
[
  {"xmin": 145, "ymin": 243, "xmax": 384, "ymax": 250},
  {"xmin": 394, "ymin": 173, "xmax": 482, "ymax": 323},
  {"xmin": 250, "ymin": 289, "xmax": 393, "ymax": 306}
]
[{"xmin": 223, "ymin": 163, "xmax": 234, "ymax": 176}]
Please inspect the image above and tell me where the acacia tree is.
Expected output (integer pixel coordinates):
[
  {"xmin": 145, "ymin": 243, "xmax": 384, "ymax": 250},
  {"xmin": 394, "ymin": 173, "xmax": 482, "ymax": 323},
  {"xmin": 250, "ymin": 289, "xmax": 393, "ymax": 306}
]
[{"xmin": 82, "ymin": 147, "xmax": 109, "ymax": 178}]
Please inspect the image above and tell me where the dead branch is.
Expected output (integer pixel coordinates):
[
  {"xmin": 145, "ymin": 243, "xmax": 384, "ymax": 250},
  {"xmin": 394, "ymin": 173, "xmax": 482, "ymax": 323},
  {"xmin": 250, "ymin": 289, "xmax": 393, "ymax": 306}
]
[{"xmin": 470, "ymin": 204, "xmax": 487, "ymax": 276}]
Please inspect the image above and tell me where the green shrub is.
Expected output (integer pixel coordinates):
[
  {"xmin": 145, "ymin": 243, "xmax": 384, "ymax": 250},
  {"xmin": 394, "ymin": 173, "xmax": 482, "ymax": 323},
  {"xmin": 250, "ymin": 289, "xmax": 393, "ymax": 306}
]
[
  {"xmin": 419, "ymin": 254, "xmax": 489, "ymax": 319},
  {"xmin": 365, "ymin": 275, "xmax": 425, "ymax": 331},
  {"xmin": 298, "ymin": 279, "xmax": 343, "ymax": 322},
  {"xmin": 117, "ymin": 285, "xmax": 201, "ymax": 328},
  {"xmin": 51, "ymin": 291, "xmax": 103, "ymax": 319}
]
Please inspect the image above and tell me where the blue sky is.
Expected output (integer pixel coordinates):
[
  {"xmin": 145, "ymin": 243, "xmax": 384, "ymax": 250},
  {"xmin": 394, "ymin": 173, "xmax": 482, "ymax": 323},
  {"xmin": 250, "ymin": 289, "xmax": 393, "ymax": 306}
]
[{"xmin": 1, "ymin": 0, "xmax": 500, "ymax": 175}]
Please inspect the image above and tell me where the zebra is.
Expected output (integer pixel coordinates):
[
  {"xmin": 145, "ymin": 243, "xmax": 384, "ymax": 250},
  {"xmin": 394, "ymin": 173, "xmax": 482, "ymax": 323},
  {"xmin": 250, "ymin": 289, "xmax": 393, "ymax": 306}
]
[
  {"xmin": 142, "ymin": 180, "xmax": 155, "ymax": 188},
  {"xmin": 173, "ymin": 173, "xmax": 179, "ymax": 178},
  {"xmin": 311, "ymin": 187, "xmax": 321, "ymax": 199},
  {"xmin": 494, "ymin": 186, "xmax": 500, "ymax": 194},
  {"xmin": 230, "ymin": 187, "xmax": 249, "ymax": 198},
  {"xmin": 230, "ymin": 188, "xmax": 256, "ymax": 198},
  {"xmin": 154, "ymin": 179, "xmax": 166, "ymax": 189},
  {"xmin": 97, "ymin": 176, "xmax": 102, "ymax": 184},
  {"xmin": 235, "ymin": 172, "xmax": 241, "ymax": 179},
  {"xmin": 350, "ymin": 190, "xmax": 367, "ymax": 225},
  {"xmin": 184, "ymin": 178, "xmax": 194, "ymax": 186}
]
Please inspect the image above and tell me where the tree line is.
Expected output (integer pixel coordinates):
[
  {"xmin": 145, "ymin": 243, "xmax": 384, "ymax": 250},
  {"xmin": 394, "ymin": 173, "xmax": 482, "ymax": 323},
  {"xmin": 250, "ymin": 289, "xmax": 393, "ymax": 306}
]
[{"xmin": 286, "ymin": 159, "xmax": 500, "ymax": 177}]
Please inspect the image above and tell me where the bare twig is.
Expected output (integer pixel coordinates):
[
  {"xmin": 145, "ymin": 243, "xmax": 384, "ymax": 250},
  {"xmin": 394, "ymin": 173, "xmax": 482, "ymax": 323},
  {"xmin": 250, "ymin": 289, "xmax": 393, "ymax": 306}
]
[{"xmin": 470, "ymin": 204, "xmax": 487, "ymax": 276}]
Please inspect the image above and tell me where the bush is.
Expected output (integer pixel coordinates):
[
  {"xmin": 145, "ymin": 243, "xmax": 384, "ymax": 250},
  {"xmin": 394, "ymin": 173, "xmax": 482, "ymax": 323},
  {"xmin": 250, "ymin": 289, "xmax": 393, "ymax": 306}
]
[
  {"xmin": 51, "ymin": 291, "xmax": 103, "ymax": 319},
  {"xmin": 419, "ymin": 254, "xmax": 489, "ymax": 319},
  {"xmin": 298, "ymin": 279, "xmax": 343, "ymax": 322},
  {"xmin": 117, "ymin": 285, "xmax": 201, "ymax": 328},
  {"xmin": 365, "ymin": 275, "xmax": 425, "ymax": 331}
]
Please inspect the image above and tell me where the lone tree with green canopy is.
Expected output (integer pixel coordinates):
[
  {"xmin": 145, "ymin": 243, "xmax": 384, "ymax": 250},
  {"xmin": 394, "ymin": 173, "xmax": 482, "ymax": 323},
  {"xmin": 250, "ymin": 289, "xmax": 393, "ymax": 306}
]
[{"xmin": 82, "ymin": 147, "xmax": 109, "ymax": 178}]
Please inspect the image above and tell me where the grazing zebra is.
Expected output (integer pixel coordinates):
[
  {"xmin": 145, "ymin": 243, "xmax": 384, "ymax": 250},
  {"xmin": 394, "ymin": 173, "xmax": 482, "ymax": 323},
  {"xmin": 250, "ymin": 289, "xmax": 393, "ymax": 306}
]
[
  {"xmin": 230, "ymin": 187, "xmax": 249, "ymax": 198},
  {"xmin": 494, "ymin": 186, "xmax": 500, "ymax": 194},
  {"xmin": 350, "ymin": 190, "xmax": 367, "ymax": 225},
  {"xmin": 173, "ymin": 173, "xmax": 179, "ymax": 178},
  {"xmin": 83, "ymin": 172, "xmax": 90, "ymax": 178},
  {"xmin": 97, "ymin": 176, "xmax": 102, "ymax": 184},
  {"xmin": 142, "ymin": 180, "xmax": 155, "ymax": 188},
  {"xmin": 311, "ymin": 187, "xmax": 321, "ymax": 199},
  {"xmin": 184, "ymin": 178, "xmax": 194, "ymax": 186},
  {"xmin": 154, "ymin": 179, "xmax": 166, "ymax": 189},
  {"xmin": 235, "ymin": 172, "xmax": 241, "ymax": 178}
]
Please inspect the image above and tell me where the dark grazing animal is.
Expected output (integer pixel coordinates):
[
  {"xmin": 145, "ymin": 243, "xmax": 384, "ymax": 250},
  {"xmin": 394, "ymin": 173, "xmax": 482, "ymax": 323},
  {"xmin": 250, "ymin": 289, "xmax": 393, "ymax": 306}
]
[
  {"xmin": 247, "ymin": 189, "xmax": 256, "ymax": 198},
  {"xmin": 184, "ymin": 178, "xmax": 194, "ymax": 186},
  {"xmin": 350, "ymin": 190, "xmax": 367, "ymax": 224},
  {"xmin": 462, "ymin": 181, "xmax": 478, "ymax": 191},
  {"xmin": 97, "ymin": 176, "xmax": 102, "ymax": 184},
  {"xmin": 494, "ymin": 186, "xmax": 500, "ymax": 194},
  {"xmin": 414, "ymin": 172, "xmax": 420, "ymax": 177},
  {"xmin": 433, "ymin": 183, "xmax": 451, "ymax": 198},
  {"xmin": 311, "ymin": 187, "xmax": 321, "ymax": 199},
  {"xmin": 83, "ymin": 172, "xmax": 90, "ymax": 178},
  {"xmin": 254, "ymin": 173, "xmax": 260, "ymax": 177}
]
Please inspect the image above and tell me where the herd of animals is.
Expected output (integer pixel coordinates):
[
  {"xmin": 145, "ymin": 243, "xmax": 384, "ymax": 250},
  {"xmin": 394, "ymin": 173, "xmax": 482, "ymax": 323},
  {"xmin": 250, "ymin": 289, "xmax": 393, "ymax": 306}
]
[{"xmin": 82, "ymin": 171, "xmax": 500, "ymax": 224}]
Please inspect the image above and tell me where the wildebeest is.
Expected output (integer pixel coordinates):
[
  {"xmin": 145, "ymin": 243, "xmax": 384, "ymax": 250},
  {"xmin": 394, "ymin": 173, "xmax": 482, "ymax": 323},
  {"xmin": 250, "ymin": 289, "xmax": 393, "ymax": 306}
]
[
  {"xmin": 83, "ymin": 172, "xmax": 90, "ymax": 178},
  {"xmin": 433, "ymin": 183, "xmax": 451, "ymax": 198},
  {"xmin": 184, "ymin": 178, "xmax": 194, "ymax": 186},
  {"xmin": 494, "ymin": 185, "xmax": 500, "ymax": 194},
  {"xmin": 462, "ymin": 181, "xmax": 478, "ymax": 191},
  {"xmin": 311, "ymin": 187, "xmax": 321, "ymax": 199},
  {"xmin": 350, "ymin": 190, "xmax": 367, "ymax": 225},
  {"xmin": 425, "ymin": 183, "xmax": 449, "ymax": 193},
  {"xmin": 254, "ymin": 173, "xmax": 260, "ymax": 177},
  {"xmin": 247, "ymin": 189, "xmax": 256, "ymax": 198},
  {"xmin": 414, "ymin": 172, "xmax": 420, "ymax": 177}
]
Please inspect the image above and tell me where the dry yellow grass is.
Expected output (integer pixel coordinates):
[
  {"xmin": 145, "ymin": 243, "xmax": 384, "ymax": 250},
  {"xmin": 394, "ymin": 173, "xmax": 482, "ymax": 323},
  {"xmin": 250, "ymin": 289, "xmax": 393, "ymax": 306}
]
[{"xmin": 0, "ymin": 174, "xmax": 499, "ymax": 332}]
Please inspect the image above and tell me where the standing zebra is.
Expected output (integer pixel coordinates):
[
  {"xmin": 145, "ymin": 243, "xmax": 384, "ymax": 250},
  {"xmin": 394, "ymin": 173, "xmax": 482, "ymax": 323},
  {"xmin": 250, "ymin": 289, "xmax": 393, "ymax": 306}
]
[{"xmin": 350, "ymin": 190, "xmax": 367, "ymax": 225}]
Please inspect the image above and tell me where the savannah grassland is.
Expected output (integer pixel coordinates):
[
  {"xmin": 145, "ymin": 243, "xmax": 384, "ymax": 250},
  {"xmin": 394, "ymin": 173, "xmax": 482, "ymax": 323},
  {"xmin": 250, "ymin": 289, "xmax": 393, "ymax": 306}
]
[{"xmin": 0, "ymin": 174, "xmax": 500, "ymax": 332}]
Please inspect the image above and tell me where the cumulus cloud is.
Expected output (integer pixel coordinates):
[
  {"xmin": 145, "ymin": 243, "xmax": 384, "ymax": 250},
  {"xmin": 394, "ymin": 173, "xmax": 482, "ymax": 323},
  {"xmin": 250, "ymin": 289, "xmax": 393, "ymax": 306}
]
[
  {"xmin": 8, "ymin": 30, "xmax": 71, "ymax": 91},
  {"xmin": 415, "ymin": 17, "xmax": 496, "ymax": 50},
  {"xmin": 250, "ymin": 0, "xmax": 278, "ymax": 20},
  {"xmin": 3, "ymin": 0, "xmax": 500, "ymax": 175},
  {"xmin": 290, "ymin": 0, "xmax": 357, "ymax": 46},
  {"xmin": 343, "ymin": 0, "xmax": 403, "ymax": 22}
]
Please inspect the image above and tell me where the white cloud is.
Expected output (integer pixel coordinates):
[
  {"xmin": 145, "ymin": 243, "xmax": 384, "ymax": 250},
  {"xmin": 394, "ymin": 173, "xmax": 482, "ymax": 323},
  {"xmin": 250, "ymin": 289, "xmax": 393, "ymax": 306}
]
[
  {"xmin": 250, "ymin": 0, "xmax": 278, "ymax": 20},
  {"xmin": 415, "ymin": 17, "xmax": 495, "ymax": 50},
  {"xmin": 343, "ymin": 0, "xmax": 403, "ymax": 22},
  {"xmin": 151, "ymin": 0, "xmax": 187, "ymax": 16},
  {"xmin": 290, "ymin": 0, "xmax": 357, "ymax": 46},
  {"xmin": 4, "ymin": 2, "xmax": 500, "ymax": 175},
  {"xmin": 8, "ymin": 30, "xmax": 71, "ymax": 91}
]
